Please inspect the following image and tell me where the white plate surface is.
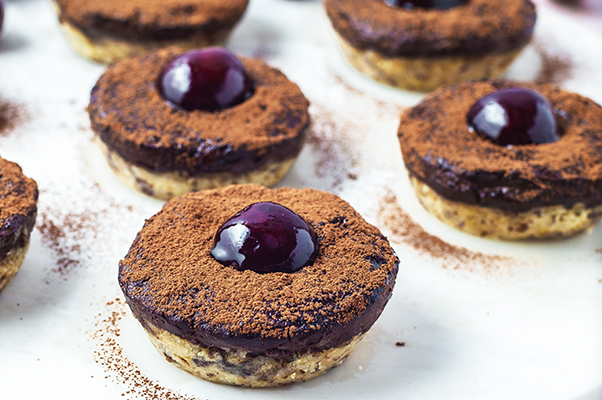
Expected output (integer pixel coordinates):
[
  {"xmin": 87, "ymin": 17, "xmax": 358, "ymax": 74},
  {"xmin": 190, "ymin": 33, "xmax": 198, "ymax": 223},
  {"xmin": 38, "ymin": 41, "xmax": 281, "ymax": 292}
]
[{"xmin": 0, "ymin": 1, "xmax": 601, "ymax": 399}]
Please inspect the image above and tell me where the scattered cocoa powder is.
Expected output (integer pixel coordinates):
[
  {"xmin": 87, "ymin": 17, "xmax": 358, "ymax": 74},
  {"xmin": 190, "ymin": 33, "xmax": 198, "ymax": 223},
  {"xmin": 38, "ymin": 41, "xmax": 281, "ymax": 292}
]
[
  {"xmin": 305, "ymin": 110, "xmax": 358, "ymax": 189},
  {"xmin": 534, "ymin": 44, "xmax": 574, "ymax": 85},
  {"xmin": 37, "ymin": 213, "xmax": 83, "ymax": 277},
  {"xmin": 0, "ymin": 98, "xmax": 27, "ymax": 137},
  {"xmin": 395, "ymin": 341, "xmax": 406, "ymax": 347},
  {"xmin": 36, "ymin": 183, "xmax": 136, "ymax": 280},
  {"xmin": 90, "ymin": 298, "xmax": 202, "ymax": 400},
  {"xmin": 378, "ymin": 191, "xmax": 515, "ymax": 273}
]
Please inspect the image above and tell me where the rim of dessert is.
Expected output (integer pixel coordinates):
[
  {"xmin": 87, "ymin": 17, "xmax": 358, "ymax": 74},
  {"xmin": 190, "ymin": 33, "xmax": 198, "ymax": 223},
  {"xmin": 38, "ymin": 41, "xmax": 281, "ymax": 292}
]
[
  {"xmin": 325, "ymin": 0, "xmax": 536, "ymax": 91},
  {"xmin": 51, "ymin": 0, "xmax": 250, "ymax": 63},
  {"xmin": 119, "ymin": 184, "xmax": 399, "ymax": 385}
]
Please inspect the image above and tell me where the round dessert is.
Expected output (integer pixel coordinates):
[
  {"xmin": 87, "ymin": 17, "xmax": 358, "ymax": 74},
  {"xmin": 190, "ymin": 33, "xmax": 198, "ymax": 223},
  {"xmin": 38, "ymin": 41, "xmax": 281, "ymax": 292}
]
[
  {"xmin": 325, "ymin": 0, "xmax": 536, "ymax": 92},
  {"xmin": 398, "ymin": 79, "xmax": 602, "ymax": 239},
  {"xmin": 51, "ymin": 0, "xmax": 249, "ymax": 63},
  {"xmin": 0, "ymin": 156, "xmax": 38, "ymax": 294},
  {"xmin": 88, "ymin": 46, "xmax": 310, "ymax": 200},
  {"xmin": 118, "ymin": 184, "xmax": 399, "ymax": 387}
]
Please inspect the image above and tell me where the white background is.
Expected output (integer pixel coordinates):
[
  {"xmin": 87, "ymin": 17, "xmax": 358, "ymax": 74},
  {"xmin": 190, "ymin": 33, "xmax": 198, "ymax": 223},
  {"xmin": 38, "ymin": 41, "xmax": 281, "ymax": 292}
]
[{"xmin": 0, "ymin": 0, "xmax": 601, "ymax": 399}]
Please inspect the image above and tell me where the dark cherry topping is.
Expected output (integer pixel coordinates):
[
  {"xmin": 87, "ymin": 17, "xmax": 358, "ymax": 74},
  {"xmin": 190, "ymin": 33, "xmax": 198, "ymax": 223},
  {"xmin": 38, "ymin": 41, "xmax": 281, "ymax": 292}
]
[
  {"xmin": 467, "ymin": 88, "xmax": 559, "ymax": 146},
  {"xmin": 157, "ymin": 47, "xmax": 254, "ymax": 112},
  {"xmin": 384, "ymin": 0, "xmax": 466, "ymax": 10},
  {"xmin": 211, "ymin": 202, "xmax": 318, "ymax": 274}
]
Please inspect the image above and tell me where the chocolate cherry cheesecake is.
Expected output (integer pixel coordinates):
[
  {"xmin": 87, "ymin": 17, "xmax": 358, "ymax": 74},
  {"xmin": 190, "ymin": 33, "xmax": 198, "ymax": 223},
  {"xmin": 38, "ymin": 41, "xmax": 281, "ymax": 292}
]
[
  {"xmin": 0, "ymin": 157, "xmax": 38, "ymax": 293},
  {"xmin": 398, "ymin": 79, "xmax": 602, "ymax": 239},
  {"xmin": 51, "ymin": 0, "xmax": 249, "ymax": 63},
  {"xmin": 325, "ymin": 0, "xmax": 536, "ymax": 92},
  {"xmin": 118, "ymin": 184, "xmax": 399, "ymax": 387},
  {"xmin": 88, "ymin": 46, "xmax": 309, "ymax": 200}
]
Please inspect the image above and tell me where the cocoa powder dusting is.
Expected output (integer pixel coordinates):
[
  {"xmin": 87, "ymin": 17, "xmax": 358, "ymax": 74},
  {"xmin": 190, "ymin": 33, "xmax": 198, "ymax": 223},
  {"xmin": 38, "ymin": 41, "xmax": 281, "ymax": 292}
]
[
  {"xmin": 378, "ymin": 191, "xmax": 514, "ymax": 273},
  {"xmin": 0, "ymin": 98, "xmax": 27, "ymax": 137},
  {"xmin": 37, "ymin": 213, "xmax": 83, "ymax": 277},
  {"xmin": 91, "ymin": 298, "xmax": 201, "ymax": 400},
  {"xmin": 36, "ymin": 183, "xmax": 136, "ymax": 280},
  {"xmin": 306, "ymin": 109, "xmax": 358, "ymax": 190},
  {"xmin": 534, "ymin": 44, "xmax": 574, "ymax": 85},
  {"xmin": 0, "ymin": 157, "xmax": 37, "ymax": 221}
]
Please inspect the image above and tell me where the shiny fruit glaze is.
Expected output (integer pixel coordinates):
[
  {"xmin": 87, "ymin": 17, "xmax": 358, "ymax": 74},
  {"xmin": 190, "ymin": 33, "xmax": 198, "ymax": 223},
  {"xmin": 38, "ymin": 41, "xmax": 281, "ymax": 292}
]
[
  {"xmin": 158, "ymin": 47, "xmax": 254, "ymax": 112},
  {"xmin": 384, "ymin": 0, "xmax": 465, "ymax": 10},
  {"xmin": 467, "ymin": 88, "xmax": 559, "ymax": 146},
  {"xmin": 211, "ymin": 202, "xmax": 318, "ymax": 274}
]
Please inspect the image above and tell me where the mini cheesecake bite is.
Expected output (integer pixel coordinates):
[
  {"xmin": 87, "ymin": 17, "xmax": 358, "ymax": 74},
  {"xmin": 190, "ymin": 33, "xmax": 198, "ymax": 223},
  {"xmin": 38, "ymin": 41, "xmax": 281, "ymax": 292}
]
[
  {"xmin": 118, "ymin": 184, "xmax": 399, "ymax": 387},
  {"xmin": 0, "ymin": 157, "xmax": 38, "ymax": 294},
  {"xmin": 325, "ymin": 0, "xmax": 536, "ymax": 91},
  {"xmin": 51, "ymin": 0, "xmax": 249, "ymax": 63},
  {"xmin": 88, "ymin": 46, "xmax": 309, "ymax": 200},
  {"xmin": 398, "ymin": 79, "xmax": 602, "ymax": 239}
]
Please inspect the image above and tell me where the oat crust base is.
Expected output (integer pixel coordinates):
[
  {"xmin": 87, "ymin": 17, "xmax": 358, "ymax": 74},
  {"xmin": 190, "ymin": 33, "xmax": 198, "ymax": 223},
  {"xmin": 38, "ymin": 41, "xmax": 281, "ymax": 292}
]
[
  {"xmin": 410, "ymin": 176, "xmax": 602, "ymax": 239},
  {"xmin": 97, "ymin": 137, "xmax": 298, "ymax": 200},
  {"xmin": 141, "ymin": 320, "xmax": 363, "ymax": 387},
  {"xmin": 51, "ymin": 0, "xmax": 232, "ymax": 64},
  {"xmin": 0, "ymin": 245, "xmax": 29, "ymax": 294},
  {"xmin": 335, "ymin": 33, "xmax": 526, "ymax": 92}
]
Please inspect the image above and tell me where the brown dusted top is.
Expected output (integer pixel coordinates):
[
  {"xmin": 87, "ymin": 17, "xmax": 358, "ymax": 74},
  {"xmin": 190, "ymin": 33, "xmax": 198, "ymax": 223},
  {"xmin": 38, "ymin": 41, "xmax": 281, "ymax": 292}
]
[
  {"xmin": 54, "ymin": 0, "xmax": 249, "ymax": 42},
  {"xmin": 118, "ymin": 184, "xmax": 399, "ymax": 356},
  {"xmin": 398, "ymin": 79, "xmax": 602, "ymax": 212},
  {"xmin": 0, "ymin": 156, "xmax": 38, "ymax": 262},
  {"xmin": 88, "ymin": 47, "xmax": 310, "ymax": 175},
  {"xmin": 325, "ymin": 0, "xmax": 536, "ymax": 58}
]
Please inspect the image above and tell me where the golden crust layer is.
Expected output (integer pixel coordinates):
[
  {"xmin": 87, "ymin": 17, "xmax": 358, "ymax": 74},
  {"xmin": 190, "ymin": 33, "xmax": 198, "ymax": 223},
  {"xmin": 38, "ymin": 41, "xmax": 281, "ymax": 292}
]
[
  {"xmin": 0, "ymin": 245, "xmax": 29, "ymax": 294},
  {"xmin": 410, "ymin": 176, "xmax": 602, "ymax": 239},
  {"xmin": 55, "ymin": 19, "xmax": 231, "ymax": 64},
  {"xmin": 142, "ymin": 319, "xmax": 363, "ymax": 387},
  {"xmin": 97, "ymin": 137, "xmax": 299, "ymax": 200},
  {"xmin": 335, "ymin": 33, "xmax": 525, "ymax": 92}
]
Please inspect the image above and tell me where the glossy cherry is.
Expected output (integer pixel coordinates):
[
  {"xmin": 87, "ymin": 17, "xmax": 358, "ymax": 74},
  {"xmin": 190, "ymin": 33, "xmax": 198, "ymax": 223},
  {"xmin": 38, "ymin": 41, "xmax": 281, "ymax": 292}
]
[
  {"xmin": 467, "ymin": 88, "xmax": 559, "ymax": 146},
  {"xmin": 211, "ymin": 202, "xmax": 318, "ymax": 274},
  {"xmin": 157, "ymin": 47, "xmax": 254, "ymax": 112},
  {"xmin": 384, "ymin": 0, "xmax": 465, "ymax": 10}
]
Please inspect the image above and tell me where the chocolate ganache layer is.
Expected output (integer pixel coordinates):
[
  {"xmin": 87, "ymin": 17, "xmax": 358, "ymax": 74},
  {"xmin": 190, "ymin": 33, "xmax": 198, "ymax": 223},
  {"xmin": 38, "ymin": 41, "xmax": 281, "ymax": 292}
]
[
  {"xmin": 54, "ymin": 0, "xmax": 249, "ymax": 42},
  {"xmin": 118, "ymin": 185, "xmax": 399, "ymax": 356},
  {"xmin": 325, "ymin": 0, "xmax": 536, "ymax": 58},
  {"xmin": 88, "ymin": 47, "xmax": 309, "ymax": 175},
  {"xmin": 0, "ymin": 157, "xmax": 38, "ymax": 262},
  {"xmin": 398, "ymin": 80, "xmax": 602, "ymax": 213}
]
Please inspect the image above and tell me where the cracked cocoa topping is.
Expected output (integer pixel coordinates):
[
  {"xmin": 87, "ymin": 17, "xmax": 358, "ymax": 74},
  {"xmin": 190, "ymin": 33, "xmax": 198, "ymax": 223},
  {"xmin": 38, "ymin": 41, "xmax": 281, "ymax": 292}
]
[
  {"xmin": 88, "ymin": 46, "xmax": 309, "ymax": 175},
  {"xmin": 325, "ymin": 0, "xmax": 536, "ymax": 57},
  {"xmin": 0, "ymin": 156, "xmax": 38, "ymax": 261},
  {"xmin": 54, "ymin": 0, "xmax": 249, "ymax": 42},
  {"xmin": 118, "ymin": 184, "xmax": 399, "ymax": 356},
  {"xmin": 398, "ymin": 79, "xmax": 602, "ymax": 212}
]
